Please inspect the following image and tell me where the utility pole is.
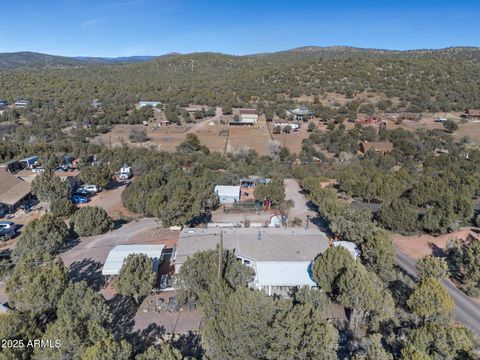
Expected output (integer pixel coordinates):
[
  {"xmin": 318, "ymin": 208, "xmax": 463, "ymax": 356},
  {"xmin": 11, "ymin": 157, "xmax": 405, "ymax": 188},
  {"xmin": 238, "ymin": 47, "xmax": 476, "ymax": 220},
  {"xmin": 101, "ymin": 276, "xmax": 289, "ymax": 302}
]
[{"xmin": 218, "ymin": 230, "xmax": 224, "ymax": 279}]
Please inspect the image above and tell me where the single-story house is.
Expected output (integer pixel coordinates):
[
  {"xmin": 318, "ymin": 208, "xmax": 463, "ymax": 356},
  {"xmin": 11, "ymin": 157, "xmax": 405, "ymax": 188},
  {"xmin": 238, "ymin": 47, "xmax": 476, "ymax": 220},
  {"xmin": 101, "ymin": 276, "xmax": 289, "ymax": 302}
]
[
  {"xmin": 214, "ymin": 185, "xmax": 241, "ymax": 204},
  {"xmin": 461, "ymin": 110, "xmax": 480, "ymax": 120},
  {"xmin": 0, "ymin": 160, "xmax": 21, "ymax": 173},
  {"xmin": 102, "ymin": 244, "xmax": 166, "ymax": 276},
  {"xmin": 0, "ymin": 171, "xmax": 32, "ymax": 214},
  {"xmin": 138, "ymin": 100, "xmax": 162, "ymax": 108},
  {"xmin": 273, "ymin": 122, "xmax": 300, "ymax": 131},
  {"xmin": 286, "ymin": 106, "xmax": 315, "ymax": 121},
  {"xmin": 0, "ymin": 100, "xmax": 7, "ymax": 107},
  {"xmin": 14, "ymin": 100, "xmax": 29, "ymax": 108},
  {"xmin": 239, "ymin": 109, "xmax": 259, "ymax": 124},
  {"xmin": 175, "ymin": 227, "xmax": 330, "ymax": 296},
  {"xmin": 240, "ymin": 177, "xmax": 272, "ymax": 188},
  {"xmin": 356, "ymin": 116, "xmax": 387, "ymax": 127}
]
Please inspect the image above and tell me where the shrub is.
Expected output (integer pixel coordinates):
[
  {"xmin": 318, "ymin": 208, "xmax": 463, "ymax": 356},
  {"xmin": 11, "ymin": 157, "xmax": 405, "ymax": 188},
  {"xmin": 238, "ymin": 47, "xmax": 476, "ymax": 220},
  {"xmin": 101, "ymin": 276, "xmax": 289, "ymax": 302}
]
[{"xmin": 70, "ymin": 206, "xmax": 113, "ymax": 236}]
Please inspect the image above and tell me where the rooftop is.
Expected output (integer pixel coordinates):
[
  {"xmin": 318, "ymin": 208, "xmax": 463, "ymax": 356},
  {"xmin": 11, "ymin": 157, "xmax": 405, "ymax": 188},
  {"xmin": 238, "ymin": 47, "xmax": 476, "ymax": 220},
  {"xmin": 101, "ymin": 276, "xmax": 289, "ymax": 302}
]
[
  {"xmin": 0, "ymin": 171, "xmax": 31, "ymax": 206},
  {"xmin": 214, "ymin": 185, "xmax": 241, "ymax": 197},
  {"xmin": 102, "ymin": 244, "xmax": 166, "ymax": 276},
  {"xmin": 176, "ymin": 227, "xmax": 329, "ymax": 266},
  {"xmin": 254, "ymin": 261, "xmax": 316, "ymax": 287}
]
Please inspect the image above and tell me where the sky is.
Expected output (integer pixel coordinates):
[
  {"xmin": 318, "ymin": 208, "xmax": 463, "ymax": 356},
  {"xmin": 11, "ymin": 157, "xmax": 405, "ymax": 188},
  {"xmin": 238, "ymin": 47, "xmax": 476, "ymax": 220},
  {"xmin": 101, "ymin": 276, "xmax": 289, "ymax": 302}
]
[{"xmin": 0, "ymin": 0, "xmax": 479, "ymax": 57}]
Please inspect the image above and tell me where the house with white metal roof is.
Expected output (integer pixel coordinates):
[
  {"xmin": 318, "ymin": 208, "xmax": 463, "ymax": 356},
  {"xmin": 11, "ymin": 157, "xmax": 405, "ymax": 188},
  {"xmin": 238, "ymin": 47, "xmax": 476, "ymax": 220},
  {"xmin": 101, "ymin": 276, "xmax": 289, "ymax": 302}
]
[
  {"xmin": 214, "ymin": 185, "xmax": 241, "ymax": 204},
  {"xmin": 138, "ymin": 100, "xmax": 162, "ymax": 108},
  {"xmin": 102, "ymin": 244, "xmax": 165, "ymax": 276},
  {"xmin": 175, "ymin": 227, "xmax": 329, "ymax": 296}
]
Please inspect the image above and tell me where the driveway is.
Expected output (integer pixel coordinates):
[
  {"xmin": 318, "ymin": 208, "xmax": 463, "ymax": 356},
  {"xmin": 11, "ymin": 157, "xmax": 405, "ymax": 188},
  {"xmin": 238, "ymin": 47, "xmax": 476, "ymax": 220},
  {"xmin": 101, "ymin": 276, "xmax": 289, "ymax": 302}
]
[{"xmin": 396, "ymin": 250, "xmax": 480, "ymax": 335}]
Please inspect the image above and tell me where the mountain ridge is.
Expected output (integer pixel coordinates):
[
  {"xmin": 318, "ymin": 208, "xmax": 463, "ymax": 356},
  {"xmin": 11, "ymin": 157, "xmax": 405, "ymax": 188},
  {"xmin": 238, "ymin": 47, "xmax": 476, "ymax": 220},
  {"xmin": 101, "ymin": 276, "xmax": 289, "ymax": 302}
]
[{"xmin": 1, "ymin": 46, "xmax": 480, "ymax": 69}]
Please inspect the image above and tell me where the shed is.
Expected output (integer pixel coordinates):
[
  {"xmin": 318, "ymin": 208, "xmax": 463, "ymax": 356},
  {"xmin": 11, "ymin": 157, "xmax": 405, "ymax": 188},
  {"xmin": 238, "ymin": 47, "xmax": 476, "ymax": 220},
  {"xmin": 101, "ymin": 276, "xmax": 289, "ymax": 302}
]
[
  {"xmin": 214, "ymin": 185, "xmax": 241, "ymax": 204},
  {"xmin": 254, "ymin": 261, "xmax": 316, "ymax": 296},
  {"xmin": 102, "ymin": 244, "xmax": 165, "ymax": 276},
  {"xmin": 333, "ymin": 241, "xmax": 361, "ymax": 259}
]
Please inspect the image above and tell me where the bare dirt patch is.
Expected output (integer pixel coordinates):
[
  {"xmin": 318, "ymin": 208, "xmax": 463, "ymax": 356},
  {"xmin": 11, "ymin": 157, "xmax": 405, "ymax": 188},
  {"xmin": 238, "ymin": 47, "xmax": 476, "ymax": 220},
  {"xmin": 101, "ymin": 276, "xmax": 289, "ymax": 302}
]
[{"xmin": 392, "ymin": 227, "xmax": 476, "ymax": 259}]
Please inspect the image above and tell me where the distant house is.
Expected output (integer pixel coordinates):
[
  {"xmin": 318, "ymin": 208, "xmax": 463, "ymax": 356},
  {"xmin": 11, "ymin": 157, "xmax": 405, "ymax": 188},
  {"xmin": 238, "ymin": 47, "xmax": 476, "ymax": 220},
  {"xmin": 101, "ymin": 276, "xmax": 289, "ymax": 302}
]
[
  {"xmin": 399, "ymin": 112, "xmax": 422, "ymax": 121},
  {"xmin": 286, "ymin": 106, "xmax": 315, "ymax": 121},
  {"xmin": 356, "ymin": 116, "xmax": 386, "ymax": 127},
  {"xmin": 91, "ymin": 99, "xmax": 102, "ymax": 109},
  {"xmin": 0, "ymin": 99, "xmax": 7, "ymax": 107},
  {"xmin": 461, "ymin": 110, "xmax": 480, "ymax": 120},
  {"xmin": 0, "ymin": 171, "xmax": 32, "ymax": 214},
  {"xmin": 138, "ymin": 100, "xmax": 162, "ymax": 108},
  {"xmin": 273, "ymin": 122, "xmax": 300, "ymax": 132},
  {"xmin": 240, "ymin": 177, "xmax": 271, "ymax": 188},
  {"xmin": 214, "ymin": 185, "xmax": 241, "ymax": 204},
  {"xmin": 230, "ymin": 109, "xmax": 258, "ymax": 125},
  {"xmin": 14, "ymin": 100, "xmax": 29, "ymax": 108},
  {"xmin": 175, "ymin": 227, "xmax": 330, "ymax": 296},
  {"xmin": 434, "ymin": 117, "xmax": 449, "ymax": 123},
  {"xmin": 0, "ymin": 160, "xmax": 21, "ymax": 173}
]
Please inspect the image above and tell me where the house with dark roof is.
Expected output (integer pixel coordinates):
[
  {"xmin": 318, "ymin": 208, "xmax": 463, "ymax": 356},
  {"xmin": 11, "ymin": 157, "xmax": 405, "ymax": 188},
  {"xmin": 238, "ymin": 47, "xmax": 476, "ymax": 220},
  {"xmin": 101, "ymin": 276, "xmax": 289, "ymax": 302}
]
[
  {"xmin": 175, "ymin": 227, "xmax": 330, "ymax": 296},
  {"xmin": 0, "ymin": 171, "xmax": 32, "ymax": 214},
  {"xmin": 461, "ymin": 110, "xmax": 480, "ymax": 120}
]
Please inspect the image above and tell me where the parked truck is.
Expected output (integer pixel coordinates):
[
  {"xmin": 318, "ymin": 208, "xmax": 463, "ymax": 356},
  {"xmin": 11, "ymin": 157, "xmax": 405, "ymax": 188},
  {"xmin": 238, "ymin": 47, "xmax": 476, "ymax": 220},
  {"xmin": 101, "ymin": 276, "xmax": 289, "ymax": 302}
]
[{"xmin": 119, "ymin": 166, "xmax": 132, "ymax": 180}]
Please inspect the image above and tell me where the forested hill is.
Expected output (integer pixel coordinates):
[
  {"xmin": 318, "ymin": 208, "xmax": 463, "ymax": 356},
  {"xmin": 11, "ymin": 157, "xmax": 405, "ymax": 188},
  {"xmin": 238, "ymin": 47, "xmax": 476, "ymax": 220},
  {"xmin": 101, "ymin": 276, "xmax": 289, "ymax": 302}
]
[
  {"xmin": 1, "ymin": 46, "xmax": 480, "ymax": 70},
  {"xmin": 0, "ymin": 52, "xmax": 158, "ymax": 69},
  {"xmin": 0, "ymin": 52, "xmax": 94, "ymax": 69},
  {"xmin": 258, "ymin": 46, "xmax": 480, "ymax": 63},
  {"xmin": 1, "ymin": 47, "xmax": 480, "ymax": 115}
]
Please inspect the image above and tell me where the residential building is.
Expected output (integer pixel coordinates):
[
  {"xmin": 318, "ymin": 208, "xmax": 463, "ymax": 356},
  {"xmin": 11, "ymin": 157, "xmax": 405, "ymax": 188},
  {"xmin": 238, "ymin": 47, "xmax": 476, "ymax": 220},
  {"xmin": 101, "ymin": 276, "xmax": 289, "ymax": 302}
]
[
  {"xmin": 0, "ymin": 100, "xmax": 7, "ymax": 107},
  {"xmin": 175, "ymin": 227, "xmax": 330, "ymax": 296},
  {"xmin": 214, "ymin": 185, "xmax": 241, "ymax": 204},
  {"xmin": 230, "ymin": 109, "xmax": 259, "ymax": 125},
  {"xmin": 14, "ymin": 100, "xmax": 29, "ymax": 108},
  {"xmin": 273, "ymin": 122, "xmax": 300, "ymax": 131},
  {"xmin": 286, "ymin": 106, "xmax": 315, "ymax": 121},
  {"xmin": 138, "ymin": 100, "xmax": 162, "ymax": 108},
  {"xmin": 356, "ymin": 116, "xmax": 386, "ymax": 127},
  {"xmin": 461, "ymin": 110, "xmax": 480, "ymax": 120},
  {"xmin": 0, "ymin": 171, "xmax": 32, "ymax": 215}
]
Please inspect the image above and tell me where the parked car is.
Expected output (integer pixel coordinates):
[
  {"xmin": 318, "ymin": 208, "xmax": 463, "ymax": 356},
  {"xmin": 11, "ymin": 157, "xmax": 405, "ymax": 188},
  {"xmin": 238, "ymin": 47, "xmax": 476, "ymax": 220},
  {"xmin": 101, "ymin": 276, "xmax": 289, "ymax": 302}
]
[
  {"xmin": 82, "ymin": 184, "xmax": 100, "ymax": 194},
  {"xmin": 0, "ymin": 227, "xmax": 16, "ymax": 241},
  {"xmin": 71, "ymin": 195, "xmax": 90, "ymax": 204},
  {"xmin": 0, "ymin": 221, "xmax": 16, "ymax": 230},
  {"xmin": 73, "ymin": 188, "xmax": 91, "ymax": 197}
]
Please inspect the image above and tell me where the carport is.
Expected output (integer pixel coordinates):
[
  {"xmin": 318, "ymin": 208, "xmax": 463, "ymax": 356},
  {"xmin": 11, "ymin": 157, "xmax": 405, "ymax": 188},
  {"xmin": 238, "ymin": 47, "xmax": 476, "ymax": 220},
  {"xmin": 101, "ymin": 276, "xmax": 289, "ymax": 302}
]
[{"xmin": 102, "ymin": 244, "xmax": 166, "ymax": 276}]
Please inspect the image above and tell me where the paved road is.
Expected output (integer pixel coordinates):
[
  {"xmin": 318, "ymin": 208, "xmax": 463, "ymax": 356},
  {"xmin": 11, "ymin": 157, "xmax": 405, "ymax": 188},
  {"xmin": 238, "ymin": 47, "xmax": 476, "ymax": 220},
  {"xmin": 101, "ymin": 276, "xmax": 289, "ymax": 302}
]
[{"xmin": 396, "ymin": 250, "xmax": 480, "ymax": 335}]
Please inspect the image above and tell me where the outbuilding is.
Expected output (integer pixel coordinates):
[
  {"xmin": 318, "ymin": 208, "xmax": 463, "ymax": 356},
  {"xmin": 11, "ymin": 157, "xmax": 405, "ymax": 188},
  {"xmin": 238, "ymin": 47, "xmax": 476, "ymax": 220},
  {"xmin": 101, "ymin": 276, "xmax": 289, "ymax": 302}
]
[
  {"xmin": 214, "ymin": 185, "xmax": 241, "ymax": 204},
  {"xmin": 102, "ymin": 244, "xmax": 166, "ymax": 276}
]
